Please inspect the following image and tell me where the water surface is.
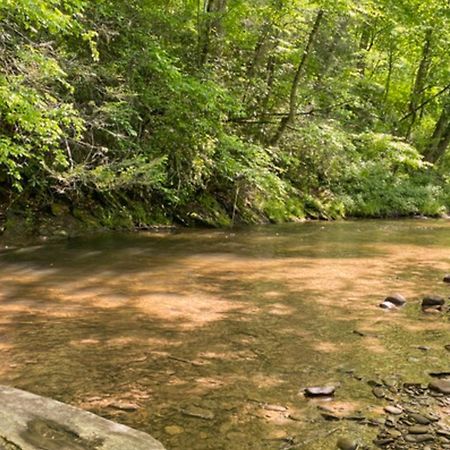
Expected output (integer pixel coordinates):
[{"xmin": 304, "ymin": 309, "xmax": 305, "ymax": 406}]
[{"xmin": 0, "ymin": 220, "xmax": 449, "ymax": 449}]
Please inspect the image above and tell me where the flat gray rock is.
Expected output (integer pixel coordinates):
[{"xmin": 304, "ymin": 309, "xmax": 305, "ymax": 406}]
[{"xmin": 0, "ymin": 386, "xmax": 165, "ymax": 450}]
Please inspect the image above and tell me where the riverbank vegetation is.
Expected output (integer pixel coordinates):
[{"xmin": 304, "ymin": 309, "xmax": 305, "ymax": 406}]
[{"xmin": 1, "ymin": 0, "xmax": 449, "ymax": 231}]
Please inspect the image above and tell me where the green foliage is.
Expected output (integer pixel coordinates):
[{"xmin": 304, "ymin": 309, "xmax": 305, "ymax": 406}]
[
  {"xmin": 338, "ymin": 133, "xmax": 446, "ymax": 217},
  {"xmin": 1, "ymin": 0, "xmax": 449, "ymax": 229}
]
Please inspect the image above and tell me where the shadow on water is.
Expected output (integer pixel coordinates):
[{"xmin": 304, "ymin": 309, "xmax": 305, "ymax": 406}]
[{"xmin": 0, "ymin": 219, "xmax": 449, "ymax": 449}]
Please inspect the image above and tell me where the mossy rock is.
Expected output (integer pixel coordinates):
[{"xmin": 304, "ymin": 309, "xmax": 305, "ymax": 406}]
[
  {"xmin": 183, "ymin": 194, "xmax": 231, "ymax": 227},
  {"xmin": 50, "ymin": 202, "xmax": 70, "ymax": 217},
  {"xmin": 72, "ymin": 208, "xmax": 102, "ymax": 229}
]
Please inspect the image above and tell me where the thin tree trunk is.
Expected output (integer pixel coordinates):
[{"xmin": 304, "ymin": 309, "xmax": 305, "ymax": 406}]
[
  {"xmin": 247, "ymin": 22, "xmax": 272, "ymax": 79},
  {"xmin": 406, "ymin": 28, "xmax": 432, "ymax": 138},
  {"xmin": 423, "ymin": 96, "xmax": 450, "ymax": 163},
  {"xmin": 241, "ymin": 22, "xmax": 275, "ymax": 106},
  {"xmin": 356, "ymin": 25, "xmax": 371, "ymax": 75},
  {"xmin": 383, "ymin": 41, "xmax": 394, "ymax": 105},
  {"xmin": 199, "ymin": 0, "xmax": 227, "ymax": 67},
  {"xmin": 255, "ymin": 54, "xmax": 277, "ymax": 140},
  {"xmin": 260, "ymin": 55, "xmax": 276, "ymax": 119},
  {"xmin": 269, "ymin": 9, "xmax": 324, "ymax": 146},
  {"xmin": 316, "ymin": 17, "xmax": 348, "ymax": 84}
]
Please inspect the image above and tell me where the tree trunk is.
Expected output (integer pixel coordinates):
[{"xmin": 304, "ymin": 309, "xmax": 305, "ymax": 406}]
[
  {"xmin": 383, "ymin": 41, "xmax": 394, "ymax": 105},
  {"xmin": 269, "ymin": 9, "xmax": 324, "ymax": 146},
  {"xmin": 198, "ymin": 0, "xmax": 228, "ymax": 67},
  {"xmin": 423, "ymin": 96, "xmax": 450, "ymax": 163},
  {"xmin": 406, "ymin": 28, "xmax": 432, "ymax": 138},
  {"xmin": 316, "ymin": 17, "xmax": 348, "ymax": 84},
  {"xmin": 247, "ymin": 22, "xmax": 272, "ymax": 79},
  {"xmin": 356, "ymin": 25, "xmax": 372, "ymax": 75}
]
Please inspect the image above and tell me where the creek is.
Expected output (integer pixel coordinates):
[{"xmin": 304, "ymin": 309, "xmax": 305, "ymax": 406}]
[{"xmin": 0, "ymin": 220, "xmax": 449, "ymax": 449}]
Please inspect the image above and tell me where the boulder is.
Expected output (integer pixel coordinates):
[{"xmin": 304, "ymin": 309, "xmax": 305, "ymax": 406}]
[{"xmin": 0, "ymin": 385, "xmax": 165, "ymax": 450}]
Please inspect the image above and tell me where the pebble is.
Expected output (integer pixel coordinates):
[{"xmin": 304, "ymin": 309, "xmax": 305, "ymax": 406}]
[
  {"xmin": 321, "ymin": 411, "xmax": 341, "ymax": 421},
  {"xmin": 409, "ymin": 413, "xmax": 431, "ymax": 425},
  {"xmin": 417, "ymin": 345, "xmax": 431, "ymax": 351},
  {"xmin": 373, "ymin": 438, "xmax": 394, "ymax": 446},
  {"xmin": 336, "ymin": 437, "xmax": 358, "ymax": 450},
  {"xmin": 437, "ymin": 429, "xmax": 450, "ymax": 438},
  {"xmin": 405, "ymin": 433, "xmax": 434, "ymax": 443},
  {"xmin": 424, "ymin": 412, "xmax": 440, "ymax": 422},
  {"xmin": 288, "ymin": 413, "xmax": 303, "ymax": 422},
  {"xmin": 386, "ymin": 429, "xmax": 402, "ymax": 438},
  {"xmin": 180, "ymin": 406, "xmax": 215, "ymax": 420},
  {"xmin": 304, "ymin": 386, "xmax": 336, "ymax": 397},
  {"xmin": 429, "ymin": 379, "xmax": 450, "ymax": 395},
  {"xmin": 408, "ymin": 424, "xmax": 430, "ymax": 434},
  {"xmin": 165, "ymin": 425, "xmax": 184, "ymax": 435},
  {"xmin": 262, "ymin": 404, "xmax": 287, "ymax": 412},
  {"xmin": 429, "ymin": 370, "xmax": 450, "ymax": 378},
  {"xmin": 109, "ymin": 401, "xmax": 140, "ymax": 411},
  {"xmin": 372, "ymin": 387, "xmax": 385, "ymax": 399},
  {"xmin": 384, "ymin": 405, "xmax": 402, "ymax": 415}
]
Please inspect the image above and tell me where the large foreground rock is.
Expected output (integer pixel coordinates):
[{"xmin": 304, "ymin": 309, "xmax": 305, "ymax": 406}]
[{"xmin": 0, "ymin": 385, "xmax": 165, "ymax": 450}]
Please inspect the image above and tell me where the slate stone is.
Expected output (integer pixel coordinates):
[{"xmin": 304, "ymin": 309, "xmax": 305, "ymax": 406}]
[{"xmin": 0, "ymin": 385, "xmax": 165, "ymax": 450}]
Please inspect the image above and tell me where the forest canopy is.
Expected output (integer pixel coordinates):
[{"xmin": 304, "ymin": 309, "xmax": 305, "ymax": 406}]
[{"xmin": 1, "ymin": 0, "xmax": 450, "ymax": 229}]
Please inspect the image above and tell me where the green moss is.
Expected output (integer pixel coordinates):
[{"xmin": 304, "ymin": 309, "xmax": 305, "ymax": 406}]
[
  {"xmin": 50, "ymin": 202, "xmax": 70, "ymax": 217},
  {"xmin": 184, "ymin": 194, "xmax": 232, "ymax": 227}
]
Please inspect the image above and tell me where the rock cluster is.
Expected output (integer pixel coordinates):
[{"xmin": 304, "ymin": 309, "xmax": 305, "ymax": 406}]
[
  {"xmin": 373, "ymin": 380, "xmax": 450, "ymax": 449},
  {"xmin": 378, "ymin": 291, "xmax": 449, "ymax": 313}
]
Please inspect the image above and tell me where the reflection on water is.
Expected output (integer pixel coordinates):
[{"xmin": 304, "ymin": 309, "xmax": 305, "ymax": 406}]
[{"xmin": 0, "ymin": 220, "xmax": 449, "ymax": 449}]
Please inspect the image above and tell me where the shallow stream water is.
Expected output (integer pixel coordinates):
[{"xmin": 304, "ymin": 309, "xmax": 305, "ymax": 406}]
[{"xmin": 0, "ymin": 220, "xmax": 449, "ymax": 449}]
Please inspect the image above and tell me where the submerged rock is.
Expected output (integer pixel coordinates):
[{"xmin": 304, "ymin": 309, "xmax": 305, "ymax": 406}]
[
  {"xmin": 408, "ymin": 424, "xmax": 430, "ymax": 434},
  {"xmin": 336, "ymin": 437, "xmax": 358, "ymax": 450},
  {"xmin": 180, "ymin": 405, "xmax": 215, "ymax": 420},
  {"xmin": 429, "ymin": 371, "xmax": 450, "ymax": 378},
  {"xmin": 372, "ymin": 387, "xmax": 385, "ymax": 399},
  {"xmin": 422, "ymin": 295, "xmax": 445, "ymax": 308},
  {"xmin": 262, "ymin": 404, "xmax": 287, "ymax": 412},
  {"xmin": 164, "ymin": 425, "xmax": 184, "ymax": 436},
  {"xmin": 405, "ymin": 433, "xmax": 434, "ymax": 443},
  {"xmin": 384, "ymin": 405, "xmax": 402, "ymax": 415},
  {"xmin": 409, "ymin": 413, "xmax": 431, "ymax": 425},
  {"xmin": 429, "ymin": 379, "xmax": 450, "ymax": 395}
]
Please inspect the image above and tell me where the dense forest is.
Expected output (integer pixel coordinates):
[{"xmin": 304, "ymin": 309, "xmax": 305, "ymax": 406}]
[{"xmin": 1, "ymin": 0, "xmax": 450, "ymax": 230}]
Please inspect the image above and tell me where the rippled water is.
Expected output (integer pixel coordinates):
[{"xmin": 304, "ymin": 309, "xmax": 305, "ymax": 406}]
[{"xmin": 0, "ymin": 220, "xmax": 449, "ymax": 449}]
